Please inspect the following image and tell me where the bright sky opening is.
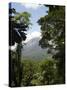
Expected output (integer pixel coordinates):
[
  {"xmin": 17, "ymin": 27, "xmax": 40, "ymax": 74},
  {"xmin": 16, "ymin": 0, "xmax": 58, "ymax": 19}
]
[{"xmin": 11, "ymin": 2, "xmax": 48, "ymax": 50}]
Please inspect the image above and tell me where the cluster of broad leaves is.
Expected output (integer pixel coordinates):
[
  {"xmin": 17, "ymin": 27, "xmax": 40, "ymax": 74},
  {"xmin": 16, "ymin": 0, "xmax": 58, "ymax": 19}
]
[
  {"xmin": 9, "ymin": 7, "xmax": 31, "ymax": 45},
  {"xmin": 38, "ymin": 5, "xmax": 65, "ymax": 83}
]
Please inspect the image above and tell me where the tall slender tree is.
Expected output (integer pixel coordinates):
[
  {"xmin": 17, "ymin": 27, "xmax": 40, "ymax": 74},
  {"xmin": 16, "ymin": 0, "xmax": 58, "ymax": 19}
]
[{"xmin": 9, "ymin": 3, "xmax": 31, "ymax": 87}]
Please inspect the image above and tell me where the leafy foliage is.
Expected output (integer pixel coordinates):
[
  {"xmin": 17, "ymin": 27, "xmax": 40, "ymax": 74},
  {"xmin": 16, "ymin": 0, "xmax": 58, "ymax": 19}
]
[
  {"xmin": 39, "ymin": 59, "xmax": 56, "ymax": 85},
  {"xmin": 14, "ymin": 12, "xmax": 31, "ymax": 27},
  {"xmin": 38, "ymin": 5, "xmax": 65, "ymax": 83},
  {"xmin": 10, "ymin": 50, "xmax": 65, "ymax": 86},
  {"xmin": 9, "ymin": 4, "xmax": 65, "ymax": 87},
  {"xmin": 10, "ymin": 57, "xmax": 59, "ymax": 86},
  {"xmin": 9, "ymin": 3, "xmax": 31, "ymax": 87},
  {"xmin": 9, "ymin": 3, "xmax": 31, "ymax": 46}
]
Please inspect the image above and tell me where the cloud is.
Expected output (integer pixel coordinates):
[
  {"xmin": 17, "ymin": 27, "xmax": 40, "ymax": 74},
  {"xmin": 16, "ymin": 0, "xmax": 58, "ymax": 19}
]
[
  {"xmin": 25, "ymin": 31, "xmax": 41, "ymax": 43},
  {"xmin": 22, "ymin": 3, "xmax": 41, "ymax": 9},
  {"xmin": 10, "ymin": 43, "xmax": 17, "ymax": 50},
  {"xmin": 10, "ymin": 31, "xmax": 41, "ymax": 50}
]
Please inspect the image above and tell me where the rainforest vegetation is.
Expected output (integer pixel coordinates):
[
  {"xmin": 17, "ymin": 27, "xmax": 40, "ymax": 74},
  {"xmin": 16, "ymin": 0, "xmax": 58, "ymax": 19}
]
[{"xmin": 9, "ymin": 4, "xmax": 65, "ymax": 87}]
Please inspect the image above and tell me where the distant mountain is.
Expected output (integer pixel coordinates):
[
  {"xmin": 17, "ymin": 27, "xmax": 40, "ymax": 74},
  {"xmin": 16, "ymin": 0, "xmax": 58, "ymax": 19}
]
[{"xmin": 21, "ymin": 37, "xmax": 52, "ymax": 60}]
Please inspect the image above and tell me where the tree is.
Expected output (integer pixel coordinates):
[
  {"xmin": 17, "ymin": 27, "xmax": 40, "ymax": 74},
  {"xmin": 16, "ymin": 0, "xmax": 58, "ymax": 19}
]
[
  {"xmin": 38, "ymin": 5, "xmax": 65, "ymax": 83},
  {"xmin": 39, "ymin": 59, "xmax": 56, "ymax": 85},
  {"xmin": 9, "ymin": 3, "xmax": 31, "ymax": 87},
  {"xmin": 9, "ymin": 3, "xmax": 31, "ymax": 46},
  {"xmin": 21, "ymin": 60, "xmax": 35, "ymax": 86}
]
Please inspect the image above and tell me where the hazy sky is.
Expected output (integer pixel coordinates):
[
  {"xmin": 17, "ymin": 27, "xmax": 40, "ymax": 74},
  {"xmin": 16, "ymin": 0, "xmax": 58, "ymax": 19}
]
[{"xmin": 12, "ymin": 2, "xmax": 48, "ymax": 42}]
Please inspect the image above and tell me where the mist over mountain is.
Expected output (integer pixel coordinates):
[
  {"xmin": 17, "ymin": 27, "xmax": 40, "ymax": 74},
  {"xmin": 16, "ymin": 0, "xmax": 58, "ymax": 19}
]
[{"xmin": 21, "ymin": 37, "xmax": 52, "ymax": 60}]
